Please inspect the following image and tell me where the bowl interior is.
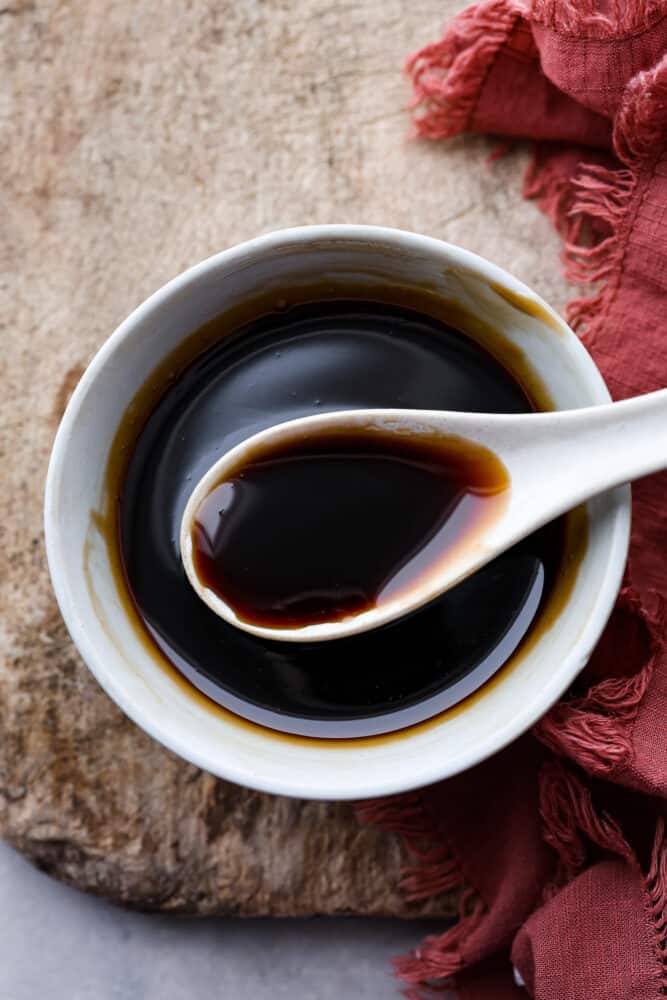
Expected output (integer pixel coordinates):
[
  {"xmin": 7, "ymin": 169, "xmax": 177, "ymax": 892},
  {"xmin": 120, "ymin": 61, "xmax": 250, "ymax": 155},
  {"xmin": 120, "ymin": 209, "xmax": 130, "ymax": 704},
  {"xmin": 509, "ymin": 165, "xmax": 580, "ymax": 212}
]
[{"xmin": 45, "ymin": 227, "xmax": 629, "ymax": 799}]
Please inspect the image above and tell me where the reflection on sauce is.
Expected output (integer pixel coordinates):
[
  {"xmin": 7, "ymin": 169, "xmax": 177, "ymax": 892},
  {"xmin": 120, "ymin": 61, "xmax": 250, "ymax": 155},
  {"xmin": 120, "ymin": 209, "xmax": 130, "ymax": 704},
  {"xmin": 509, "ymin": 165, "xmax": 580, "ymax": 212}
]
[
  {"xmin": 87, "ymin": 280, "xmax": 588, "ymax": 743},
  {"xmin": 192, "ymin": 428, "xmax": 509, "ymax": 630}
]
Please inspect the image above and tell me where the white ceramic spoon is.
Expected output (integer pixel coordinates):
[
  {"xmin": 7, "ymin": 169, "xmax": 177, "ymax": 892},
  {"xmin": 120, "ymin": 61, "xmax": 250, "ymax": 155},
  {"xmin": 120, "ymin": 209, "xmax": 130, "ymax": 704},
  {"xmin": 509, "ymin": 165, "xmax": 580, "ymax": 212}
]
[{"xmin": 180, "ymin": 388, "xmax": 667, "ymax": 643}]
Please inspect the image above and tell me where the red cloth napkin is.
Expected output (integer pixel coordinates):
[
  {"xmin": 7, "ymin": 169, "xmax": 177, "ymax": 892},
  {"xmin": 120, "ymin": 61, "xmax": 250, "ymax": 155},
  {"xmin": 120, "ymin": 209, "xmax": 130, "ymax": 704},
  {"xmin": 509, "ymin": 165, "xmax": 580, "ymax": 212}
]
[{"xmin": 359, "ymin": 2, "xmax": 667, "ymax": 997}]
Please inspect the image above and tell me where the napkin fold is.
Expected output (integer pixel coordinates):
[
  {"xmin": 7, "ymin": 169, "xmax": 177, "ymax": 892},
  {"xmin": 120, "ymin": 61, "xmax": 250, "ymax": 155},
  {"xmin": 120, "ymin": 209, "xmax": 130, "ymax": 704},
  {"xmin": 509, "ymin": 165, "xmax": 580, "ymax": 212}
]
[{"xmin": 360, "ymin": 3, "xmax": 667, "ymax": 996}]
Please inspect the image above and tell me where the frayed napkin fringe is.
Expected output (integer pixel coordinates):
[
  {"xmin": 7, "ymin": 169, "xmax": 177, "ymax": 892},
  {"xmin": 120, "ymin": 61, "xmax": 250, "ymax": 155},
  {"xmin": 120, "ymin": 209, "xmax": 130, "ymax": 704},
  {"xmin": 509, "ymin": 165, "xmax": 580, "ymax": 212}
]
[
  {"xmin": 357, "ymin": 793, "xmax": 485, "ymax": 997},
  {"xmin": 406, "ymin": 0, "xmax": 522, "ymax": 139}
]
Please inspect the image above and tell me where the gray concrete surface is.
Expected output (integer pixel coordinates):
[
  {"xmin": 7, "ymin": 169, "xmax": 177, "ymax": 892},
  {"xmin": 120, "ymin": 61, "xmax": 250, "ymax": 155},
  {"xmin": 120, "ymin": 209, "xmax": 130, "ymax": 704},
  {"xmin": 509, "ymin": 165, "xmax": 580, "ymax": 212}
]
[{"xmin": 0, "ymin": 839, "xmax": 444, "ymax": 999}]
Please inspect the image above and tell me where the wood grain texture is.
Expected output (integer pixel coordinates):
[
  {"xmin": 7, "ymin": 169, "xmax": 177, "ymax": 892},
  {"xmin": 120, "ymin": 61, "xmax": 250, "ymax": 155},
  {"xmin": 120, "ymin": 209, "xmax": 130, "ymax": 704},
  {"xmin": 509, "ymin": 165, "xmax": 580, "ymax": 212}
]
[{"xmin": 0, "ymin": 0, "xmax": 572, "ymax": 915}]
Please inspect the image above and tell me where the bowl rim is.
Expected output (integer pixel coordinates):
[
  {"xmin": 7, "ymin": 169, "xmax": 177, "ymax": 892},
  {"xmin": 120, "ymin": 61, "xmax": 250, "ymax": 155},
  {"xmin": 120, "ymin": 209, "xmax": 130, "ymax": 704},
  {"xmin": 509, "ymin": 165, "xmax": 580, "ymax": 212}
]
[{"xmin": 44, "ymin": 224, "xmax": 631, "ymax": 799}]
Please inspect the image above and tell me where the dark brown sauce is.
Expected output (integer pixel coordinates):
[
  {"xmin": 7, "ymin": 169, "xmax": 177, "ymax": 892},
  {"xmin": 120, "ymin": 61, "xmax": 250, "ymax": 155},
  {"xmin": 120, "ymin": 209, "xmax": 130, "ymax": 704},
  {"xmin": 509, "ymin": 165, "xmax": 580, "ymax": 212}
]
[
  {"xmin": 192, "ymin": 428, "xmax": 509, "ymax": 629},
  {"xmin": 109, "ymin": 293, "xmax": 582, "ymax": 738}
]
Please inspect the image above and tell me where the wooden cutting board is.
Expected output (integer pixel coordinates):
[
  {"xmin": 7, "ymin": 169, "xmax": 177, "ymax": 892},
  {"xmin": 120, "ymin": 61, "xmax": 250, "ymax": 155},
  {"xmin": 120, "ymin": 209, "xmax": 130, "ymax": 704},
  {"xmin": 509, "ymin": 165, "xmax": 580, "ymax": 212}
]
[{"xmin": 0, "ymin": 0, "xmax": 572, "ymax": 915}]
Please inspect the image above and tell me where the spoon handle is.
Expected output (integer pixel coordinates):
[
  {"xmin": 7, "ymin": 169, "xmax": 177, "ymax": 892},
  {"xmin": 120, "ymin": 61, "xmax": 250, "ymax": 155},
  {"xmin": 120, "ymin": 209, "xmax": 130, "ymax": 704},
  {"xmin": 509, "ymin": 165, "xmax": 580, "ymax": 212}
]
[{"xmin": 495, "ymin": 387, "xmax": 667, "ymax": 539}]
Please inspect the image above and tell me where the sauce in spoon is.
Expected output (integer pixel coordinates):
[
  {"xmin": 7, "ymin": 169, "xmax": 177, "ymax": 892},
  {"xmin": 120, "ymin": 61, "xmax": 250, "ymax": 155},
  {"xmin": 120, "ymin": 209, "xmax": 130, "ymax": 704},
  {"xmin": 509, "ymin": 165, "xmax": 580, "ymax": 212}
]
[{"xmin": 191, "ymin": 427, "xmax": 510, "ymax": 630}]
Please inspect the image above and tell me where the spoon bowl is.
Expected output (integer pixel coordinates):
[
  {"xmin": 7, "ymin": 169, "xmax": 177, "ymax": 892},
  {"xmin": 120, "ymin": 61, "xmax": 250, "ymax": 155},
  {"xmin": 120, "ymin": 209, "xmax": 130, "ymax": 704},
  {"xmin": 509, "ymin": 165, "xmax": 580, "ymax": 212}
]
[{"xmin": 181, "ymin": 388, "xmax": 667, "ymax": 642}]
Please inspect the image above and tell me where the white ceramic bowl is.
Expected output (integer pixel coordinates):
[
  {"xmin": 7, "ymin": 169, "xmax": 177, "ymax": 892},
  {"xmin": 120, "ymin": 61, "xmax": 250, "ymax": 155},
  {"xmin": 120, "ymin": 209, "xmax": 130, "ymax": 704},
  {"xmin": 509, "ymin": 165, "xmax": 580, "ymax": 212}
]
[{"xmin": 45, "ymin": 226, "xmax": 630, "ymax": 800}]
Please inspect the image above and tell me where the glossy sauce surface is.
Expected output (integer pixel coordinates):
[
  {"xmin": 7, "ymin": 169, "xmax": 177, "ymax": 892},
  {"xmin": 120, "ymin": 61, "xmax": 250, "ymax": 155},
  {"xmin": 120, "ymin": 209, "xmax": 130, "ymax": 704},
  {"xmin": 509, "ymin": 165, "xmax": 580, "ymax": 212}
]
[
  {"xmin": 120, "ymin": 299, "xmax": 564, "ymax": 737},
  {"xmin": 191, "ymin": 429, "xmax": 509, "ymax": 629}
]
